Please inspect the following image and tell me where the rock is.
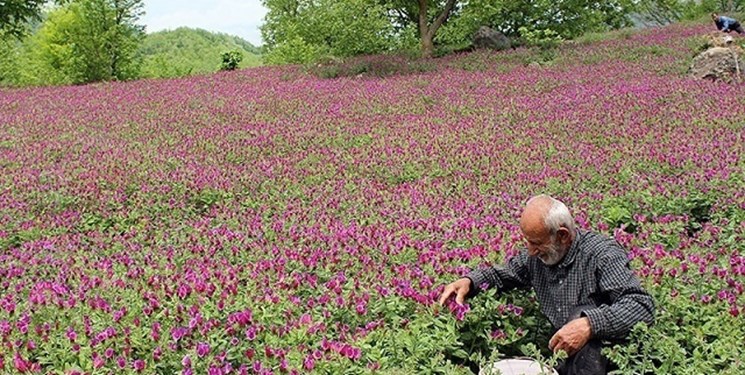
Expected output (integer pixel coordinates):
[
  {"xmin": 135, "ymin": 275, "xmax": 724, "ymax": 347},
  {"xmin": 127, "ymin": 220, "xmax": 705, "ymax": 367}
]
[
  {"xmin": 472, "ymin": 26, "xmax": 511, "ymax": 51},
  {"xmin": 703, "ymin": 31, "xmax": 737, "ymax": 48},
  {"xmin": 690, "ymin": 46, "xmax": 744, "ymax": 83}
]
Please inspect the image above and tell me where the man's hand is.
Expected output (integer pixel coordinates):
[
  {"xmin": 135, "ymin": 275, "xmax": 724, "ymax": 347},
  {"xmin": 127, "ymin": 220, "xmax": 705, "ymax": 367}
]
[
  {"xmin": 549, "ymin": 317, "xmax": 592, "ymax": 357},
  {"xmin": 438, "ymin": 278, "xmax": 471, "ymax": 306}
]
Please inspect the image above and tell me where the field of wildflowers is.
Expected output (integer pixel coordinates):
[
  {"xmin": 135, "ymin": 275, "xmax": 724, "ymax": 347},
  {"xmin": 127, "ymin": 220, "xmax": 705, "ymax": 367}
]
[{"xmin": 0, "ymin": 22, "xmax": 743, "ymax": 374}]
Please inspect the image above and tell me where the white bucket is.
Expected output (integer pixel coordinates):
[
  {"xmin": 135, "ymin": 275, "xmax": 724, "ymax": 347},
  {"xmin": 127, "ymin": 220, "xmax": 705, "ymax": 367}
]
[{"xmin": 479, "ymin": 358, "xmax": 559, "ymax": 375}]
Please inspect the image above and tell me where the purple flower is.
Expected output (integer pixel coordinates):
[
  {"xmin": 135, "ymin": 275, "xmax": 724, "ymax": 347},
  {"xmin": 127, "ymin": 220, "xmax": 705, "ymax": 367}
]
[
  {"xmin": 303, "ymin": 356, "xmax": 315, "ymax": 371},
  {"xmin": 196, "ymin": 342, "xmax": 210, "ymax": 357},
  {"xmin": 65, "ymin": 326, "xmax": 77, "ymax": 342},
  {"xmin": 116, "ymin": 356, "xmax": 127, "ymax": 369},
  {"xmin": 171, "ymin": 327, "xmax": 188, "ymax": 342}
]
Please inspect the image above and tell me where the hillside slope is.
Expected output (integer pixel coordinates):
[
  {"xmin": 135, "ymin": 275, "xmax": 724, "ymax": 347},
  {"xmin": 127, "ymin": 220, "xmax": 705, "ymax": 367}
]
[
  {"xmin": 139, "ymin": 27, "xmax": 262, "ymax": 78},
  {"xmin": 0, "ymin": 21, "xmax": 744, "ymax": 375}
]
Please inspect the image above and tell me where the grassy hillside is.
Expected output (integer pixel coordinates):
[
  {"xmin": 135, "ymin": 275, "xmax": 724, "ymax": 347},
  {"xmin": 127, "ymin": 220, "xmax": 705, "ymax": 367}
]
[
  {"xmin": 0, "ymin": 21, "xmax": 744, "ymax": 374},
  {"xmin": 139, "ymin": 27, "xmax": 262, "ymax": 78}
]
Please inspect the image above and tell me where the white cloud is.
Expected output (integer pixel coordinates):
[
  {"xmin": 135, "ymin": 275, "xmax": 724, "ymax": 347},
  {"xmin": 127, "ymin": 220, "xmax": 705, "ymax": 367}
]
[{"xmin": 142, "ymin": 0, "xmax": 267, "ymax": 46}]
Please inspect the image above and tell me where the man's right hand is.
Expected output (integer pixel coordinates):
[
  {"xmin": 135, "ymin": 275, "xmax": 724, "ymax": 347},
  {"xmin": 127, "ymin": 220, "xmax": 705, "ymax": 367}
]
[{"xmin": 438, "ymin": 278, "xmax": 472, "ymax": 306}]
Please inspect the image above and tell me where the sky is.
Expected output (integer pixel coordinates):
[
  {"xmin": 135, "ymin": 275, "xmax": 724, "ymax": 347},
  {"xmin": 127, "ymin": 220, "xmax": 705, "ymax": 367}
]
[{"xmin": 141, "ymin": 0, "xmax": 268, "ymax": 47}]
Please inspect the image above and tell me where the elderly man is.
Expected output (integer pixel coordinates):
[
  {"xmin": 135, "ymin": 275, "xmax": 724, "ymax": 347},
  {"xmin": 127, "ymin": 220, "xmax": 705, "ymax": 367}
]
[
  {"xmin": 439, "ymin": 195, "xmax": 655, "ymax": 375},
  {"xmin": 712, "ymin": 13, "xmax": 744, "ymax": 34}
]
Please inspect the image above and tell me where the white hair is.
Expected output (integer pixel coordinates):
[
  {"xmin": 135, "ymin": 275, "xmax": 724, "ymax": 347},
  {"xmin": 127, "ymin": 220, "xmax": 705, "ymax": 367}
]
[{"xmin": 526, "ymin": 194, "xmax": 576, "ymax": 235}]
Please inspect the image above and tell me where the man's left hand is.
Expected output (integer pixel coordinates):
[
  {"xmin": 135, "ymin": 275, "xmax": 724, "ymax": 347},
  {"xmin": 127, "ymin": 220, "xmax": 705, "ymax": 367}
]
[{"xmin": 549, "ymin": 317, "xmax": 592, "ymax": 357}]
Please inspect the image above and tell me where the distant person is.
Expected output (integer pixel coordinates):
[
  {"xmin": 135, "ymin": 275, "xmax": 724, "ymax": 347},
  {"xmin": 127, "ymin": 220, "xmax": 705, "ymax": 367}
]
[
  {"xmin": 712, "ymin": 13, "xmax": 744, "ymax": 34},
  {"xmin": 439, "ymin": 195, "xmax": 655, "ymax": 375}
]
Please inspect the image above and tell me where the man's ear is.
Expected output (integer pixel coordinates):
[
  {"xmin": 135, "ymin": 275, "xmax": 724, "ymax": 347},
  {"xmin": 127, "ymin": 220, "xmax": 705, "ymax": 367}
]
[{"xmin": 556, "ymin": 227, "xmax": 571, "ymax": 245}]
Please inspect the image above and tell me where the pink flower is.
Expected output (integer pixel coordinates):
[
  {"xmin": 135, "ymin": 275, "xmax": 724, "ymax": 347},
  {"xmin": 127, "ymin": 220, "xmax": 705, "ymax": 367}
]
[
  {"xmin": 66, "ymin": 327, "xmax": 77, "ymax": 342},
  {"xmin": 13, "ymin": 353, "xmax": 29, "ymax": 373},
  {"xmin": 196, "ymin": 342, "xmax": 210, "ymax": 357},
  {"xmin": 730, "ymin": 305, "xmax": 740, "ymax": 318},
  {"xmin": 303, "ymin": 356, "xmax": 315, "ymax": 371},
  {"xmin": 92, "ymin": 353, "xmax": 105, "ymax": 368},
  {"xmin": 245, "ymin": 326, "xmax": 257, "ymax": 340},
  {"xmin": 116, "ymin": 356, "xmax": 127, "ymax": 369},
  {"xmin": 171, "ymin": 327, "xmax": 188, "ymax": 342},
  {"xmin": 491, "ymin": 329, "xmax": 507, "ymax": 340}
]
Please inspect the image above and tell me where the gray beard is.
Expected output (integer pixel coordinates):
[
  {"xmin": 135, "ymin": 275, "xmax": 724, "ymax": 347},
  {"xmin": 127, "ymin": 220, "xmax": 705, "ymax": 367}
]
[{"xmin": 538, "ymin": 242, "xmax": 565, "ymax": 265}]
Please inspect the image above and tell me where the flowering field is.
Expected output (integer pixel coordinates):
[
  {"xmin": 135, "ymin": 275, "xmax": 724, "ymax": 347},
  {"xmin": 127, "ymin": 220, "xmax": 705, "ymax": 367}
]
[{"xmin": 0, "ymin": 22, "xmax": 744, "ymax": 374}]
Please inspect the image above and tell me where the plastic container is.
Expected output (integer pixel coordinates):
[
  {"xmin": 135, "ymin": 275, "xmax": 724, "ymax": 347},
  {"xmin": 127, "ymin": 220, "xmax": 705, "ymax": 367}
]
[{"xmin": 479, "ymin": 358, "xmax": 559, "ymax": 375}]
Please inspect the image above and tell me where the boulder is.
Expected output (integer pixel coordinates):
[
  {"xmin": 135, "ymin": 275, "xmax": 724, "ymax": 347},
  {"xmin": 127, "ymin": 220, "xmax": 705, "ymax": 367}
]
[
  {"xmin": 690, "ymin": 46, "xmax": 744, "ymax": 83},
  {"xmin": 703, "ymin": 31, "xmax": 737, "ymax": 48},
  {"xmin": 472, "ymin": 26, "xmax": 511, "ymax": 51}
]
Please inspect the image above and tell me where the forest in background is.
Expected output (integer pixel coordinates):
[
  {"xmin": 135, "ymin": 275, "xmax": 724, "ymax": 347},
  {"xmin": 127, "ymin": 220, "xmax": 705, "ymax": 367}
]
[
  {"xmin": 0, "ymin": 0, "xmax": 261, "ymax": 87},
  {"xmin": 260, "ymin": 0, "xmax": 744, "ymax": 62},
  {"xmin": 1, "ymin": 0, "xmax": 743, "ymax": 87}
]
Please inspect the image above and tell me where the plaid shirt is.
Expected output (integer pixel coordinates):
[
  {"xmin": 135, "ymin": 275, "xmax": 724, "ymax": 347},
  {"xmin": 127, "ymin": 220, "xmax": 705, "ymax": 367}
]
[{"xmin": 466, "ymin": 229, "xmax": 655, "ymax": 340}]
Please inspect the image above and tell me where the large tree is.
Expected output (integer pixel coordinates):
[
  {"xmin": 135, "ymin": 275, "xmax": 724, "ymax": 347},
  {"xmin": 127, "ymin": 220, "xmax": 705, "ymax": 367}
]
[
  {"xmin": 383, "ymin": 0, "xmax": 459, "ymax": 58},
  {"xmin": 36, "ymin": 0, "xmax": 145, "ymax": 83},
  {"xmin": 262, "ymin": 0, "xmax": 395, "ymax": 64}
]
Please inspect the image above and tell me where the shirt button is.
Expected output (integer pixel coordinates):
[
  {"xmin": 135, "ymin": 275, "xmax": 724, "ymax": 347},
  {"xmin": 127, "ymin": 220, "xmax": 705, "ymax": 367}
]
[
  {"xmin": 557, "ymin": 307, "xmax": 561, "ymax": 312},
  {"xmin": 559, "ymin": 280, "xmax": 563, "ymax": 284}
]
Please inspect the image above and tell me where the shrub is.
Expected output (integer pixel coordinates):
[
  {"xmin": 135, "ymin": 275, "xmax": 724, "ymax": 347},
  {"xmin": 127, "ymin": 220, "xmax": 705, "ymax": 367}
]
[{"xmin": 219, "ymin": 50, "xmax": 243, "ymax": 71}]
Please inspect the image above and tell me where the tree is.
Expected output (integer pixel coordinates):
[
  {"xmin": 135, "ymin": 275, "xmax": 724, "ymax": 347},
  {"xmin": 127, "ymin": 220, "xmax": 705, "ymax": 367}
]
[
  {"xmin": 387, "ymin": 0, "xmax": 459, "ymax": 58},
  {"xmin": 262, "ymin": 0, "xmax": 645, "ymax": 62},
  {"xmin": 36, "ymin": 0, "xmax": 145, "ymax": 83},
  {"xmin": 437, "ymin": 0, "xmax": 636, "ymax": 48},
  {"xmin": 0, "ymin": 0, "xmax": 47, "ymax": 39},
  {"xmin": 262, "ymin": 0, "xmax": 395, "ymax": 64}
]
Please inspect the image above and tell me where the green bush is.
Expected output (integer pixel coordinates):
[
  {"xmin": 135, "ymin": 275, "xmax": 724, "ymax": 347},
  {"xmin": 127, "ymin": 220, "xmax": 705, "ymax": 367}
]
[{"xmin": 219, "ymin": 49, "xmax": 243, "ymax": 71}]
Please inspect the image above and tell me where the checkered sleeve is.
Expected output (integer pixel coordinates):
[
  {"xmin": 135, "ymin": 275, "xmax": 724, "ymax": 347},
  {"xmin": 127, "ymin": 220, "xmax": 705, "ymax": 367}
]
[
  {"xmin": 466, "ymin": 251, "xmax": 531, "ymax": 296},
  {"xmin": 582, "ymin": 246, "xmax": 655, "ymax": 340}
]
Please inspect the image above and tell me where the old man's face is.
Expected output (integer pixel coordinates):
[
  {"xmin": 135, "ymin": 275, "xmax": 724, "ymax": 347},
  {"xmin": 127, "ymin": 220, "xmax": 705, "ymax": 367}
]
[{"xmin": 522, "ymin": 227, "xmax": 566, "ymax": 265}]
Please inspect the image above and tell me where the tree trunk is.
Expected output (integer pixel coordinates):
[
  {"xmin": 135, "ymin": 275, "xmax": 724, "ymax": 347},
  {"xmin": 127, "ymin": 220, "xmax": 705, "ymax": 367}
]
[
  {"xmin": 417, "ymin": 0, "xmax": 457, "ymax": 59},
  {"xmin": 421, "ymin": 33, "xmax": 434, "ymax": 58}
]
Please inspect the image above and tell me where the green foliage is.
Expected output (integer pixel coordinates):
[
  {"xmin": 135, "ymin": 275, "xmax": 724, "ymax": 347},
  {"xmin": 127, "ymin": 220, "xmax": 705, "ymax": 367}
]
[
  {"xmin": 438, "ymin": 0, "xmax": 635, "ymax": 48},
  {"xmin": 0, "ymin": 39, "xmax": 20, "ymax": 85},
  {"xmin": 138, "ymin": 27, "xmax": 262, "ymax": 79},
  {"xmin": 0, "ymin": 0, "xmax": 47, "ymax": 39},
  {"xmin": 262, "ymin": 0, "xmax": 395, "ymax": 64},
  {"xmin": 517, "ymin": 27, "xmax": 563, "ymax": 65},
  {"xmin": 262, "ymin": 0, "xmax": 643, "ymax": 63},
  {"xmin": 220, "ymin": 50, "xmax": 243, "ymax": 71},
  {"xmin": 19, "ymin": 0, "xmax": 145, "ymax": 85},
  {"xmin": 634, "ymin": 0, "xmax": 744, "ymax": 25},
  {"xmin": 518, "ymin": 27, "xmax": 563, "ymax": 50},
  {"xmin": 264, "ymin": 35, "xmax": 325, "ymax": 65},
  {"xmin": 602, "ymin": 199, "xmax": 637, "ymax": 233},
  {"xmin": 605, "ymin": 287, "xmax": 745, "ymax": 374}
]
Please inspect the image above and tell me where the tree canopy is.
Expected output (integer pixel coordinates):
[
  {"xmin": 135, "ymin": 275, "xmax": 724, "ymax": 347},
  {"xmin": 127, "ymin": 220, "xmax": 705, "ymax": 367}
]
[
  {"xmin": 0, "ymin": 0, "xmax": 47, "ymax": 39},
  {"xmin": 260, "ymin": 0, "xmax": 744, "ymax": 64}
]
